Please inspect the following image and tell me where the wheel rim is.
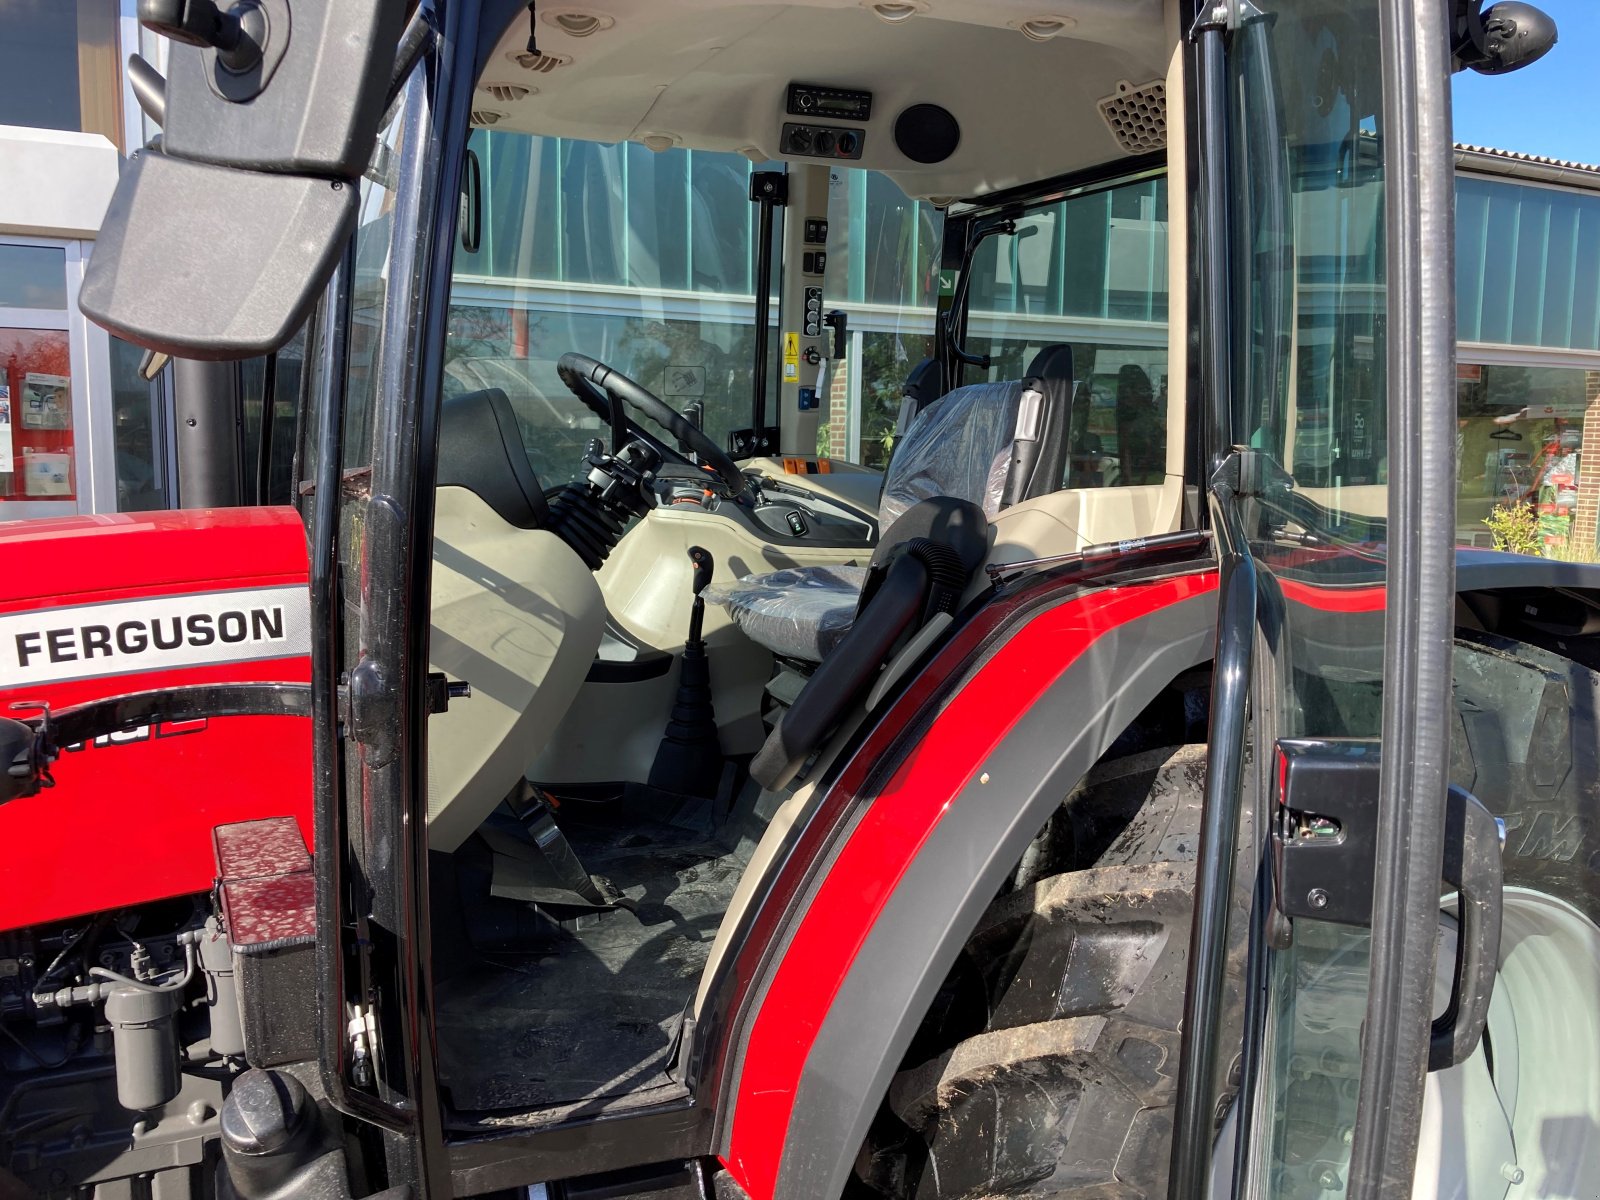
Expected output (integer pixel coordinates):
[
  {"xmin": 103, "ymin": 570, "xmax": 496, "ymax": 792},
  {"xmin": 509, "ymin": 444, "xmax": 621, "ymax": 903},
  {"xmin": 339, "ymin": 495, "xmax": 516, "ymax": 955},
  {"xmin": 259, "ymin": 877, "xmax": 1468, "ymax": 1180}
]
[{"xmin": 1416, "ymin": 888, "xmax": 1600, "ymax": 1199}]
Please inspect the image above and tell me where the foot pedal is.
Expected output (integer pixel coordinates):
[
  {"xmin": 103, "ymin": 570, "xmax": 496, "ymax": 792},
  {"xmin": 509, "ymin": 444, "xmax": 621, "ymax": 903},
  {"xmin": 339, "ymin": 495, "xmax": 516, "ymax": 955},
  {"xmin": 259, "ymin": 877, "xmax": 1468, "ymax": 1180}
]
[{"xmin": 485, "ymin": 783, "xmax": 613, "ymax": 910}]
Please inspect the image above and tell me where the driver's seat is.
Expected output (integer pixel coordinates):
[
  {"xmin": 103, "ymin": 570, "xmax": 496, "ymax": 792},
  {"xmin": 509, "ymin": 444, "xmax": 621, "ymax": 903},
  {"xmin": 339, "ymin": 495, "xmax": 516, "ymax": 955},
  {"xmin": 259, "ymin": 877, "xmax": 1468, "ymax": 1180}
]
[
  {"xmin": 710, "ymin": 345, "xmax": 1074, "ymax": 663},
  {"xmin": 427, "ymin": 387, "xmax": 607, "ymax": 852}
]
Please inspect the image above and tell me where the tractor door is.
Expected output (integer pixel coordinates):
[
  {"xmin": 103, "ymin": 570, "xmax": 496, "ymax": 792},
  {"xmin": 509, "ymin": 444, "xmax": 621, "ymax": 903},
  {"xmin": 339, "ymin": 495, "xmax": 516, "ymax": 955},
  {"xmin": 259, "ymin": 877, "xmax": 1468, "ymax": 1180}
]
[{"xmin": 1177, "ymin": 0, "xmax": 1489, "ymax": 1197}]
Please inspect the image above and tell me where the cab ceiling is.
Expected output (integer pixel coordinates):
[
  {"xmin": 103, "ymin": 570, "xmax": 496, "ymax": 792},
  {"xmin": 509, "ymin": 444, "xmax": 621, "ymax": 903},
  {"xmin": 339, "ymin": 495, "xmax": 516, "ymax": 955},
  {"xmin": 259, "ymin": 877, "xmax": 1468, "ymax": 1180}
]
[{"xmin": 477, "ymin": 0, "xmax": 1172, "ymax": 201}]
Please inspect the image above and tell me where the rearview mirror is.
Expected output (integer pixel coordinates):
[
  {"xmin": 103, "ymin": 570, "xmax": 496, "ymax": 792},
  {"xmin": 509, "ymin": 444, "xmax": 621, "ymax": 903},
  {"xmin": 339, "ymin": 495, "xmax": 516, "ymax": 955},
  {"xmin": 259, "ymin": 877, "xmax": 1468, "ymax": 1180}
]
[
  {"xmin": 79, "ymin": 0, "xmax": 405, "ymax": 360},
  {"xmin": 461, "ymin": 146, "xmax": 484, "ymax": 255}
]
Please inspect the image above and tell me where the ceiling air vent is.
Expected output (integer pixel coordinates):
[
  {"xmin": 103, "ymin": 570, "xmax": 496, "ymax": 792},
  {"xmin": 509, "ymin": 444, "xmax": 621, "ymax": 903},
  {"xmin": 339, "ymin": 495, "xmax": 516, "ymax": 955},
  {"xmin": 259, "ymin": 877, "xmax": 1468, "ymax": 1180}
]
[
  {"xmin": 482, "ymin": 83, "xmax": 532, "ymax": 104},
  {"xmin": 509, "ymin": 50, "xmax": 574, "ymax": 73},
  {"xmin": 1097, "ymin": 79, "xmax": 1167, "ymax": 154},
  {"xmin": 471, "ymin": 110, "xmax": 506, "ymax": 127}
]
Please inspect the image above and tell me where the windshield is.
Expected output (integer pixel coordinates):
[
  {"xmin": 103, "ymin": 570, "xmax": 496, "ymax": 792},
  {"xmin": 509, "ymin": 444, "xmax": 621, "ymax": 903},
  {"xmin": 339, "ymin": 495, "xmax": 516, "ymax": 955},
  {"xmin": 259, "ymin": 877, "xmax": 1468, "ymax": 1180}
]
[{"xmin": 444, "ymin": 132, "xmax": 951, "ymax": 484}]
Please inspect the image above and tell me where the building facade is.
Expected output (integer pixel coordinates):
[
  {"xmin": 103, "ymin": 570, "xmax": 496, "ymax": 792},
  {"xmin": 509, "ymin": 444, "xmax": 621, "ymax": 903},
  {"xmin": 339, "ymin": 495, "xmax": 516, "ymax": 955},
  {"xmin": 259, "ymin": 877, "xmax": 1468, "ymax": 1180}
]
[{"xmin": 0, "ymin": 1, "xmax": 176, "ymax": 518}]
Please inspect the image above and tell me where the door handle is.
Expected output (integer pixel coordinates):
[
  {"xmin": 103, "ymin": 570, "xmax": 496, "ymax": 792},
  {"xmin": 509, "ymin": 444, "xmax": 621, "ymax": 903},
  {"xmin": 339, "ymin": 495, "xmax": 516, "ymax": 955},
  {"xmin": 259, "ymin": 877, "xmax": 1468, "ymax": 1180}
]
[{"xmin": 1429, "ymin": 785, "xmax": 1504, "ymax": 1072}]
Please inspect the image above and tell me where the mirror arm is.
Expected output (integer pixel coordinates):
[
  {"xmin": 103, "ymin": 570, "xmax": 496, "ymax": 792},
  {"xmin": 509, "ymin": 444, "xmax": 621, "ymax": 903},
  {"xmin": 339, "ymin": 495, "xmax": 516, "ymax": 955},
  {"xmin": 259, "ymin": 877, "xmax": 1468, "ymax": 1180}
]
[{"xmin": 128, "ymin": 54, "xmax": 167, "ymax": 127}]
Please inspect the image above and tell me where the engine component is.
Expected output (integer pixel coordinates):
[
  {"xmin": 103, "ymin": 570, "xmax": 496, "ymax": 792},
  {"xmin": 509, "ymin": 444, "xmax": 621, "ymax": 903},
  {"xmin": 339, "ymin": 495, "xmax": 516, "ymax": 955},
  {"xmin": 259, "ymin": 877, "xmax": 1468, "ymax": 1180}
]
[
  {"xmin": 200, "ymin": 916, "xmax": 246, "ymax": 1059},
  {"xmin": 105, "ymin": 983, "xmax": 184, "ymax": 1111},
  {"xmin": 218, "ymin": 1068, "xmax": 320, "ymax": 1199}
]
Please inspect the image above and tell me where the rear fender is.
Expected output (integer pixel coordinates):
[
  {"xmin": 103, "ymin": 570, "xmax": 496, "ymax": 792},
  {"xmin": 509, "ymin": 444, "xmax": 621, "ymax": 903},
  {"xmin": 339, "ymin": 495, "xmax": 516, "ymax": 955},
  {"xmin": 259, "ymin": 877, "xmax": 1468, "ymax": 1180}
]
[{"xmin": 711, "ymin": 568, "xmax": 1219, "ymax": 1200}]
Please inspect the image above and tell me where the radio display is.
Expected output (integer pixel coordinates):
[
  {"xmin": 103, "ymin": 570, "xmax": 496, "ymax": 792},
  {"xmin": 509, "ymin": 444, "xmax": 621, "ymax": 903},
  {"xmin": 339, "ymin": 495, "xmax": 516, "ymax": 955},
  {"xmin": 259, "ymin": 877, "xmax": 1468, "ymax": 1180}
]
[{"xmin": 788, "ymin": 83, "xmax": 873, "ymax": 122}]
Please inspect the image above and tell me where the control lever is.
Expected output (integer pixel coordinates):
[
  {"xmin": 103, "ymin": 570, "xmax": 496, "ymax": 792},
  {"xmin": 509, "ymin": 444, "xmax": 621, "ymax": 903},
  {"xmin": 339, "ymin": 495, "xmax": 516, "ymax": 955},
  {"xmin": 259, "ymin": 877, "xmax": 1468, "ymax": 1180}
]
[
  {"xmin": 647, "ymin": 547, "xmax": 725, "ymax": 799},
  {"xmin": 688, "ymin": 545, "xmax": 714, "ymax": 641}
]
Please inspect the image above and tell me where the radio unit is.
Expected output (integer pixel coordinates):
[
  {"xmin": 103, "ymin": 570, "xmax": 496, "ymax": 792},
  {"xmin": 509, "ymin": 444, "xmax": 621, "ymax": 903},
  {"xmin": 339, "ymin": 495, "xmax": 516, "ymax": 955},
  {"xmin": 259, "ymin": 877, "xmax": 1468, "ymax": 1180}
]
[{"xmin": 787, "ymin": 83, "xmax": 873, "ymax": 123}]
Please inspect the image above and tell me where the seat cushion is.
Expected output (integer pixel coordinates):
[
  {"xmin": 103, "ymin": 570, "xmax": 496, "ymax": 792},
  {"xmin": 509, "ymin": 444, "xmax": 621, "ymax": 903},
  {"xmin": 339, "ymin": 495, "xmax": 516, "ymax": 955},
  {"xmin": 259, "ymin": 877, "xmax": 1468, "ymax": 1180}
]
[{"xmin": 705, "ymin": 564, "xmax": 868, "ymax": 662}]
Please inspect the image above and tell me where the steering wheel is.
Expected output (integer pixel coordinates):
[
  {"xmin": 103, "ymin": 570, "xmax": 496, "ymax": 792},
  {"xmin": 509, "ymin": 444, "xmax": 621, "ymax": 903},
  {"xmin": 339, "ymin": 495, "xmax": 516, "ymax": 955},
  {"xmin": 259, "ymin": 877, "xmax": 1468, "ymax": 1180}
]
[{"xmin": 556, "ymin": 352, "xmax": 750, "ymax": 499}]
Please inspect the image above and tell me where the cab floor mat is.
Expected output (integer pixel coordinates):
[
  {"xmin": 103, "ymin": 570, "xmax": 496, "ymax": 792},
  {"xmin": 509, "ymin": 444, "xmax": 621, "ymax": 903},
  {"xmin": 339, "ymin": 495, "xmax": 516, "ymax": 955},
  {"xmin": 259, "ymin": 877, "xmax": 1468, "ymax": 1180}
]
[{"xmin": 433, "ymin": 810, "xmax": 745, "ymax": 1116}]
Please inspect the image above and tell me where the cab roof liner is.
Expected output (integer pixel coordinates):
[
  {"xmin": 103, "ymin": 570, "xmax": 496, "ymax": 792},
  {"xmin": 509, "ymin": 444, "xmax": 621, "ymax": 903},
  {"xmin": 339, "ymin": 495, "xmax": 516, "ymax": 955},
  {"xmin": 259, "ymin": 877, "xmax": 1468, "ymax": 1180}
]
[{"xmin": 477, "ymin": 0, "xmax": 1173, "ymax": 200}]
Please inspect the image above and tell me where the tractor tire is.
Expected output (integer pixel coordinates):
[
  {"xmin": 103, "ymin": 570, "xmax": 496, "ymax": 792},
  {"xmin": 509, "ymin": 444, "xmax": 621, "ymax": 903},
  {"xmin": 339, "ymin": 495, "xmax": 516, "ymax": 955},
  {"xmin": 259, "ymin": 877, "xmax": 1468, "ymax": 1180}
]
[{"xmin": 851, "ymin": 744, "xmax": 1249, "ymax": 1200}]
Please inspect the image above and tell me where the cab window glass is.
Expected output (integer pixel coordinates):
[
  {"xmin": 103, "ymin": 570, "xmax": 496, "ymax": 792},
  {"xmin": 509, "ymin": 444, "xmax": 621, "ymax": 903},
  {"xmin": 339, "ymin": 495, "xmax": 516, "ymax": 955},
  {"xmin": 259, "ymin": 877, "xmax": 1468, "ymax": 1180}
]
[
  {"xmin": 958, "ymin": 176, "xmax": 1170, "ymax": 488},
  {"xmin": 822, "ymin": 168, "xmax": 942, "ymax": 468},
  {"xmin": 447, "ymin": 133, "xmax": 779, "ymax": 484}
]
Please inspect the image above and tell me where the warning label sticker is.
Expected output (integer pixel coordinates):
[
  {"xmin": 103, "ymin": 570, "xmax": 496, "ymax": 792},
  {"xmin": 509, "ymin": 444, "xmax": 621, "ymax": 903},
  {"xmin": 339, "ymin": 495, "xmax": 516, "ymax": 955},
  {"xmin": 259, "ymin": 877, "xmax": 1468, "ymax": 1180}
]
[
  {"xmin": 783, "ymin": 331, "xmax": 800, "ymax": 382},
  {"xmin": 0, "ymin": 585, "xmax": 311, "ymax": 688}
]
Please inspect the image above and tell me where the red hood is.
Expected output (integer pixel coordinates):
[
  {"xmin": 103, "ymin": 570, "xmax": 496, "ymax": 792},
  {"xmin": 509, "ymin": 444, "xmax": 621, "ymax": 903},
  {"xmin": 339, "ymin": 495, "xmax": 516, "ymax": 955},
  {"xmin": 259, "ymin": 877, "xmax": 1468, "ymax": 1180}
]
[{"xmin": 0, "ymin": 507, "xmax": 309, "ymax": 607}]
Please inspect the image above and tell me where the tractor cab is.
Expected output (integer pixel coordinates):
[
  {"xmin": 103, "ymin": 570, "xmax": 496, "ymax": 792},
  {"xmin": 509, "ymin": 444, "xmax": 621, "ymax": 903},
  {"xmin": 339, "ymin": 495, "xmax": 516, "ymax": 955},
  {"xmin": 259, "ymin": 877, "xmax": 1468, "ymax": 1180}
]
[
  {"xmin": 9, "ymin": 0, "xmax": 1581, "ymax": 1198},
  {"xmin": 388, "ymin": 5, "xmax": 1194, "ymax": 1129}
]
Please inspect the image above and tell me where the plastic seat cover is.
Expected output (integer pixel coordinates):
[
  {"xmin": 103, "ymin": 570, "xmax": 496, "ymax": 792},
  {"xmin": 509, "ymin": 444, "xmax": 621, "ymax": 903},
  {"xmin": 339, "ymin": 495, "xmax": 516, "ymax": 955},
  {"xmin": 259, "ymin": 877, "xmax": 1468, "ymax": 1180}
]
[
  {"xmin": 703, "ymin": 564, "xmax": 868, "ymax": 662},
  {"xmin": 712, "ymin": 380, "xmax": 1029, "ymax": 661}
]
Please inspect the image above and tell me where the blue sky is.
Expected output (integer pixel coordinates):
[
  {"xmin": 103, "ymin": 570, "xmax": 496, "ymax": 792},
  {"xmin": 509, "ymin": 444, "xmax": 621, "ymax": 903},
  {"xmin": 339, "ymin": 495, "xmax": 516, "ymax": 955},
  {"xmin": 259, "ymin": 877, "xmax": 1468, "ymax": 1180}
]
[{"xmin": 1452, "ymin": 0, "xmax": 1599, "ymax": 163}]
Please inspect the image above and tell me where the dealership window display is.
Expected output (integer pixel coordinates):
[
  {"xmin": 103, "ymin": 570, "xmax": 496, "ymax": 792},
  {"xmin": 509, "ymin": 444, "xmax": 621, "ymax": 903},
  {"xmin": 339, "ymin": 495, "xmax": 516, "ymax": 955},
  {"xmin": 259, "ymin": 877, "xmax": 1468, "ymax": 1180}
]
[
  {"xmin": 0, "ymin": 328, "xmax": 75, "ymax": 502},
  {"xmin": 1457, "ymin": 362, "xmax": 1591, "ymax": 549}
]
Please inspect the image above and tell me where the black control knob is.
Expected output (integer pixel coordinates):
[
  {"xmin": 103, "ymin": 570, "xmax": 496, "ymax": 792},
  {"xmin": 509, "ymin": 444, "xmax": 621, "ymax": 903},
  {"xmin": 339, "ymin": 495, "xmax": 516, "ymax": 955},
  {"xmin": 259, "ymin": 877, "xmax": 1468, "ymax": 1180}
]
[{"xmin": 689, "ymin": 545, "xmax": 714, "ymax": 598}]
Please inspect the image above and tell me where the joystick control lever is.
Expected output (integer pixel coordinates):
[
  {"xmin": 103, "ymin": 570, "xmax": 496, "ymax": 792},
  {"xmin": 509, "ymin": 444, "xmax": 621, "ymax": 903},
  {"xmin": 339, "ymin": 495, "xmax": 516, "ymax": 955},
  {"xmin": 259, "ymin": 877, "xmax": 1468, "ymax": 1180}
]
[
  {"xmin": 648, "ymin": 547, "xmax": 725, "ymax": 799},
  {"xmin": 687, "ymin": 545, "xmax": 714, "ymax": 648}
]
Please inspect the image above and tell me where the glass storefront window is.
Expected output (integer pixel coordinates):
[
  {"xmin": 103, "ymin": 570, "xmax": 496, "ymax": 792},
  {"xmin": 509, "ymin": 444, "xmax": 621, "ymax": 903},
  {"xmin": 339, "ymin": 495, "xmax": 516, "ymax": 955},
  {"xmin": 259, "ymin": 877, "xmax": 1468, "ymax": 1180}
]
[
  {"xmin": 0, "ymin": 245, "xmax": 68, "ymax": 310},
  {"xmin": 109, "ymin": 336, "xmax": 167, "ymax": 511},
  {"xmin": 0, "ymin": 328, "xmax": 75, "ymax": 502},
  {"xmin": 1456, "ymin": 362, "xmax": 1595, "ymax": 553},
  {"xmin": 0, "ymin": 0, "xmax": 122, "ymax": 147}
]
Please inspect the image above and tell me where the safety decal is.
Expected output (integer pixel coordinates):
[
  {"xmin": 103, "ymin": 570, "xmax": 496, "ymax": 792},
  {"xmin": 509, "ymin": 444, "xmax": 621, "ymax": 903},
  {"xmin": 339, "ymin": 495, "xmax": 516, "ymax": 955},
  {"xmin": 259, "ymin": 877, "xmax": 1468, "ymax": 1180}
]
[
  {"xmin": 783, "ymin": 331, "xmax": 800, "ymax": 382},
  {"xmin": 0, "ymin": 585, "xmax": 311, "ymax": 688}
]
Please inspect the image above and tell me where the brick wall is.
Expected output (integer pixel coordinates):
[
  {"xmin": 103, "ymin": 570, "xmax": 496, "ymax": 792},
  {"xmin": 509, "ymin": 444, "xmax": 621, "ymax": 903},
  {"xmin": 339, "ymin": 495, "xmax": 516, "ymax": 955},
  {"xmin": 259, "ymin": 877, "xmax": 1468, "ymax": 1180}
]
[
  {"xmin": 1573, "ymin": 370, "xmax": 1600, "ymax": 549},
  {"xmin": 824, "ymin": 360, "xmax": 850, "ymax": 460}
]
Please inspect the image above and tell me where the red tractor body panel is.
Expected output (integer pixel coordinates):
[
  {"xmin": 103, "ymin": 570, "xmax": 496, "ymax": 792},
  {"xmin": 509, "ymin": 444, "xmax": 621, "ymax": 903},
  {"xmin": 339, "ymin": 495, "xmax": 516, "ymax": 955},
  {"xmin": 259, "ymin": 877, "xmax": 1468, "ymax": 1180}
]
[{"xmin": 0, "ymin": 507, "xmax": 312, "ymax": 931}]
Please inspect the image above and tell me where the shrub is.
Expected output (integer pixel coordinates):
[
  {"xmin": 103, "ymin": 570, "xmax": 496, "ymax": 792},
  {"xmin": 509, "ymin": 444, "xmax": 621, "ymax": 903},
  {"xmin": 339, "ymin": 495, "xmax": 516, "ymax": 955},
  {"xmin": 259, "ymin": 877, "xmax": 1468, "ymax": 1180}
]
[{"xmin": 1482, "ymin": 502, "xmax": 1545, "ymax": 557}]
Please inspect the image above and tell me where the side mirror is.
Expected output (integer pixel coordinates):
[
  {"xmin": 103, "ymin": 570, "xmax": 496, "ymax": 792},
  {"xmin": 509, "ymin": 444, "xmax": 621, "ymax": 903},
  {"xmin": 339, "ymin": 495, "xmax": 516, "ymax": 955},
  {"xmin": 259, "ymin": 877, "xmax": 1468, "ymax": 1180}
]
[
  {"xmin": 461, "ymin": 146, "xmax": 484, "ymax": 255},
  {"xmin": 1457, "ymin": 1, "xmax": 1558, "ymax": 76},
  {"xmin": 79, "ymin": 1, "xmax": 405, "ymax": 360}
]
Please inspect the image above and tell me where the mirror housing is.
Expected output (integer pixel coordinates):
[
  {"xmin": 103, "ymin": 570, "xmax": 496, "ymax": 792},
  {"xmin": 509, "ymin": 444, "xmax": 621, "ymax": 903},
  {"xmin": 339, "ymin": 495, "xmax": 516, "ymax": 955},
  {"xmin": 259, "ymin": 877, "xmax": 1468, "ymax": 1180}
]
[
  {"xmin": 79, "ymin": 0, "xmax": 405, "ymax": 360},
  {"xmin": 1455, "ymin": 1, "xmax": 1558, "ymax": 76},
  {"xmin": 0, "ymin": 716, "xmax": 45, "ymax": 805}
]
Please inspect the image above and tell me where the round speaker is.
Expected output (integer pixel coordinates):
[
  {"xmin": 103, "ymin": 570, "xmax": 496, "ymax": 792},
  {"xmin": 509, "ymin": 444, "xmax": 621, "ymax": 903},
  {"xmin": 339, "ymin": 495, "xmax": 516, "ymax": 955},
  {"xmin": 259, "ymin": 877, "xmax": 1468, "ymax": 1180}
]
[{"xmin": 894, "ymin": 104, "xmax": 960, "ymax": 164}]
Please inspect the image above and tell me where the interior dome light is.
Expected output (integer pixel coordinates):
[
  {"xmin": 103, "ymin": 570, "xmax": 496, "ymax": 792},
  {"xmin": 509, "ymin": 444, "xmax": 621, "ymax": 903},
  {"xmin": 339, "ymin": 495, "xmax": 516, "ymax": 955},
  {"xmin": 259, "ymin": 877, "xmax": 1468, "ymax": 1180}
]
[
  {"xmin": 544, "ymin": 9, "xmax": 615, "ymax": 37},
  {"xmin": 1013, "ymin": 15, "xmax": 1076, "ymax": 41},
  {"xmin": 867, "ymin": 2, "xmax": 925, "ymax": 24},
  {"xmin": 641, "ymin": 134, "xmax": 677, "ymax": 152}
]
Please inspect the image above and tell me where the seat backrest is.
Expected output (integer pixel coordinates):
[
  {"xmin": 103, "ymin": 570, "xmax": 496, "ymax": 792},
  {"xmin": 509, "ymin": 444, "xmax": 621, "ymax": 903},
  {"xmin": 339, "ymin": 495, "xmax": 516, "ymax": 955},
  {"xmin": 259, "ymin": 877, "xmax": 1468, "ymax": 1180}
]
[
  {"xmin": 1014, "ymin": 343, "xmax": 1075, "ymax": 502},
  {"xmin": 878, "ymin": 343, "xmax": 1074, "ymax": 528},
  {"xmin": 438, "ymin": 387, "xmax": 549, "ymax": 529},
  {"xmin": 893, "ymin": 357, "xmax": 944, "ymax": 436},
  {"xmin": 427, "ymin": 388, "xmax": 605, "ymax": 853},
  {"xmin": 879, "ymin": 380, "xmax": 1025, "ymax": 528}
]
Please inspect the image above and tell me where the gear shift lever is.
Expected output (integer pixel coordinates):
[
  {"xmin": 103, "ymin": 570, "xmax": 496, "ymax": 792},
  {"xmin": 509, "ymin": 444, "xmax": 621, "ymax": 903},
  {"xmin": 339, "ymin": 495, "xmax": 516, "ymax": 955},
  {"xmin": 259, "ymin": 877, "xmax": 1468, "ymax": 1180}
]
[
  {"xmin": 648, "ymin": 546, "xmax": 725, "ymax": 799},
  {"xmin": 687, "ymin": 545, "xmax": 713, "ymax": 646}
]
